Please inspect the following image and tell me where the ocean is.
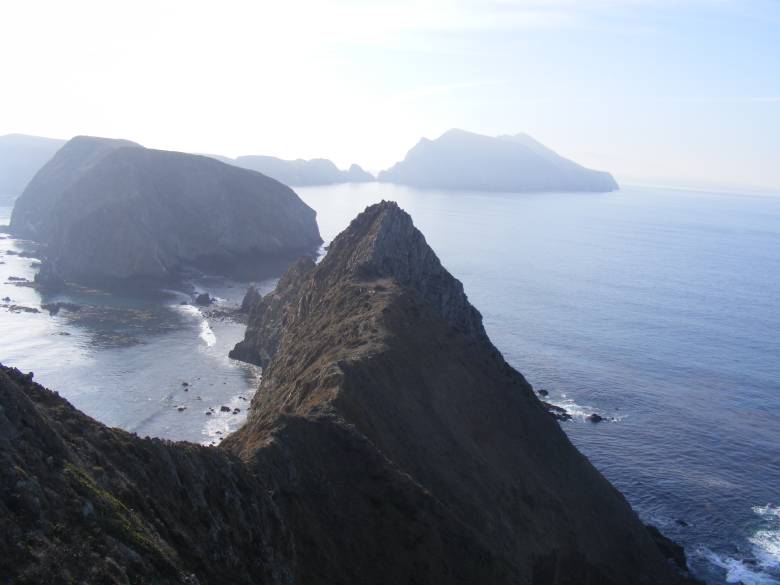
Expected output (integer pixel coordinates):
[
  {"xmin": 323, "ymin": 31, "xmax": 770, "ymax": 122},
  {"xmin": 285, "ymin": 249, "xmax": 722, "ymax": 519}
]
[{"xmin": 1, "ymin": 183, "xmax": 779, "ymax": 584}]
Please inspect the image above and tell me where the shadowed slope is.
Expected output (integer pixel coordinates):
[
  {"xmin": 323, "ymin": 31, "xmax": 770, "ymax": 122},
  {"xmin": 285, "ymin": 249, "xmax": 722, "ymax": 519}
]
[{"xmin": 228, "ymin": 201, "xmax": 696, "ymax": 585}]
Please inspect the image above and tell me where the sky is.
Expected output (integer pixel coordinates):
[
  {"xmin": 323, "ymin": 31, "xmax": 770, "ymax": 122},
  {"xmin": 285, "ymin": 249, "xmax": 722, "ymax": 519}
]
[{"xmin": 1, "ymin": 0, "xmax": 778, "ymax": 191}]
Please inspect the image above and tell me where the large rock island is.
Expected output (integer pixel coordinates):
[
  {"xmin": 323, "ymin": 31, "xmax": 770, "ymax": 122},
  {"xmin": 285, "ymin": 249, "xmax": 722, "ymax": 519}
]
[
  {"xmin": 9, "ymin": 136, "xmax": 322, "ymax": 285},
  {"xmin": 378, "ymin": 128, "xmax": 619, "ymax": 192},
  {"xmin": 0, "ymin": 134, "xmax": 65, "ymax": 202},
  {"xmin": 230, "ymin": 155, "xmax": 374, "ymax": 186},
  {"xmin": 0, "ymin": 202, "xmax": 701, "ymax": 584}
]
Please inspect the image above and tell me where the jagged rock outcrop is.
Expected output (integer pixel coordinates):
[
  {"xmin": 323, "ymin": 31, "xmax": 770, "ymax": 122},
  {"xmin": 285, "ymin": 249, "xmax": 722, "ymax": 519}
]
[
  {"xmin": 231, "ymin": 155, "xmax": 374, "ymax": 186},
  {"xmin": 0, "ymin": 134, "xmax": 65, "ymax": 201},
  {"xmin": 230, "ymin": 258, "xmax": 316, "ymax": 366},
  {"xmin": 10, "ymin": 136, "xmax": 322, "ymax": 284},
  {"xmin": 1, "ymin": 202, "xmax": 700, "ymax": 584},
  {"xmin": 228, "ymin": 201, "xmax": 697, "ymax": 585},
  {"xmin": 344, "ymin": 163, "xmax": 374, "ymax": 183},
  {"xmin": 378, "ymin": 128, "xmax": 619, "ymax": 192}
]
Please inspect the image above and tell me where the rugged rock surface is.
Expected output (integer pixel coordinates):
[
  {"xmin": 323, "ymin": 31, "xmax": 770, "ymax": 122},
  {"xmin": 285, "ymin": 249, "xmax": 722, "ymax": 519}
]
[
  {"xmin": 1, "ymin": 202, "xmax": 700, "ymax": 584},
  {"xmin": 0, "ymin": 365, "xmax": 295, "ymax": 584},
  {"xmin": 229, "ymin": 258, "xmax": 316, "ymax": 367},
  {"xmin": 231, "ymin": 155, "xmax": 374, "ymax": 186},
  {"xmin": 239, "ymin": 284, "xmax": 262, "ymax": 313},
  {"xmin": 228, "ymin": 201, "xmax": 697, "ymax": 584},
  {"xmin": 10, "ymin": 136, "xmax": 322, "ymax": 285},
  {"xmin": 0, "ymin": 134, "xmax": 65, "ymax": 201},
  {"xmin": 378, "ymin": 128, "xmax": 619, "ymax": 192}
]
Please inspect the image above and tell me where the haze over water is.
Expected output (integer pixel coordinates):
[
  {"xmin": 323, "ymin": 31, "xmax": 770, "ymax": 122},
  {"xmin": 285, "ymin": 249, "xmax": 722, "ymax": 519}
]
[{"xmin": 1, "ymin": 183, "xmax": 779, "ymax": 584}]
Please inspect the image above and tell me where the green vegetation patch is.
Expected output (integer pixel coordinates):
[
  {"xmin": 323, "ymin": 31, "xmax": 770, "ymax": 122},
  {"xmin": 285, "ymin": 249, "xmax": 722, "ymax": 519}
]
[{"xmin": 62, "ymin": 462, "xmax": 173, "ymax": 564}]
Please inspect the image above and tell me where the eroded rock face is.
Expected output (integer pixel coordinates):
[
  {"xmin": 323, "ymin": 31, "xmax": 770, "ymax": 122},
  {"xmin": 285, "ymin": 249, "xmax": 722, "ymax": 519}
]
[
  {"xmin": 227, "ymin": 201, "xmax": 697, "ymax": 585},
  {"xmin": 10, "ymin": 136, "xmax": 322, "ymax": 285}
]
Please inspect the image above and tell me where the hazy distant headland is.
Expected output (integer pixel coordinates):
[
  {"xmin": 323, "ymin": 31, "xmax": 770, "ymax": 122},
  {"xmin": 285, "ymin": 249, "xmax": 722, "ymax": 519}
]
[
  {"xmin": 1, "ymin": 131, "xmax": 622, "ymax": 198},
  {"xmin": 9, "ymin": 136, "xmax": 321, "ymax": 287},
  {"xmin": 0, "ymin": 134, "xmax": 66, "ymax": 202},
  {"xmin": 211, "ymin": 154, "xmax": 375, "ymax": 186},
  {"xmin": 378, "ymin": 129, "xmax": 619, "ymax": 193}
]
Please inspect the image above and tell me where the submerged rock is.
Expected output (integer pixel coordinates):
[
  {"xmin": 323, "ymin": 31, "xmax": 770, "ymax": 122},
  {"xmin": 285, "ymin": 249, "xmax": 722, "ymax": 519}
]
[
  {"xmin": 1, "ymin": 304, "xmax": 40, "ymax": 314},
  {"xmin": 41, "ymin": 302, "xmax": 82, "ymax": 316}
]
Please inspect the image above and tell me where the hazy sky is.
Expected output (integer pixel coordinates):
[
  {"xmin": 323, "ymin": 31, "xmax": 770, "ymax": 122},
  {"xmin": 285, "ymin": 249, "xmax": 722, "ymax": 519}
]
[{"xmin": 1, "ymin": 0, "xmax": 778, "ymax": 191}]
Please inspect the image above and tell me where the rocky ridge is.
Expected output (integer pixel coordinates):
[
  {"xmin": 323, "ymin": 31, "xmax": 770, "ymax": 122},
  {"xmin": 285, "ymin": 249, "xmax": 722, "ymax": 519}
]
[
  {"xmin": 228, "ymin": 201, "xmax": 699, "ymax": 584},
  {"xmin": 0, "ymin": 202, "xmax": 701, "ymax": 584}
]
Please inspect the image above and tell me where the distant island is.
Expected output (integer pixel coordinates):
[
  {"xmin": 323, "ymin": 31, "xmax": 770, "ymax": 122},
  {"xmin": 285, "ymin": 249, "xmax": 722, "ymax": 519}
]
[
  {"xmin": 1, "ymin": 135, "xmax": 375, "ymax": 197},
  {"xmin": 0, "ymin": 134, "xmax": 65, "ymax": 202},
  {"xmin": 226, "ymin": 155, "xmax": 374, "ymax": 186},
  {"xmin": 9, "ymin": 136, "xmax": 321, "ymax": 287},
  {"xmin": 378, "ymin": 129, "xmax": 619, "ymax": 192},
  {"xmin": 1, "ymin": 130, "xmax": 619, "ymax": 195}
]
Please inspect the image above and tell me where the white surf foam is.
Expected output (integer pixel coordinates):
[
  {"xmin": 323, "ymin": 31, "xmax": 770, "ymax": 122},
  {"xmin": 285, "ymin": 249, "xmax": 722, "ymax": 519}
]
[
  {"xmin": 546, "ymin": 392, "xmax": 625, "ymax": 423},
  {"xmin": 173, "ymin": 303, "xmax": 216, "ymax": 347},
  {"xmin": 699, "ymin": 504, "xmax": 780, "ymax": 585},
  {"xmin": 751, "ymin": 505, "xmax": 780, "ymax": 570},
  {"xmin": 700, "ymin": 548, "xmax": 779, "ymax": 585},
  {"xmin": 200, "ymin": 389, "xmax": 256, "ymax": 446}
]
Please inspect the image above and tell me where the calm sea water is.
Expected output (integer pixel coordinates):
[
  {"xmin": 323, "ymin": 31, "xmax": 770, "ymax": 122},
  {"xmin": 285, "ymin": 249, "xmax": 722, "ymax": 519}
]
[{"xmin": 1, "ymin": 183, "xmax": 779, "ymax": 584}]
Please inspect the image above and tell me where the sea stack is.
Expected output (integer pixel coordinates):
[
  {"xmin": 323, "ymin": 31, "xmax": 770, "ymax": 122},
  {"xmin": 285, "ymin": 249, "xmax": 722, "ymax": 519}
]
[
  {"xmin": 9, "ymin": 136, "xmax": 322, "ymax": 284},
  {"xmin": 378, "ymin": 128, "xmax": 619, "ymax": 192}
]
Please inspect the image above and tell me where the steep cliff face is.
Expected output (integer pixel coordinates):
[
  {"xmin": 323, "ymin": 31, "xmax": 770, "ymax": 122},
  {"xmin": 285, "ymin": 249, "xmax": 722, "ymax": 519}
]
[
  {"xmin": 228, "ymin": 201, "xmax": 695, "ymax": 585},
  {"xmin": 10, "ymin": 136, "xmax": 322, "ymax": 284},
  {"xmin": 378, "ymin": 129, "xmax": 619, "ymax": 192}
]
